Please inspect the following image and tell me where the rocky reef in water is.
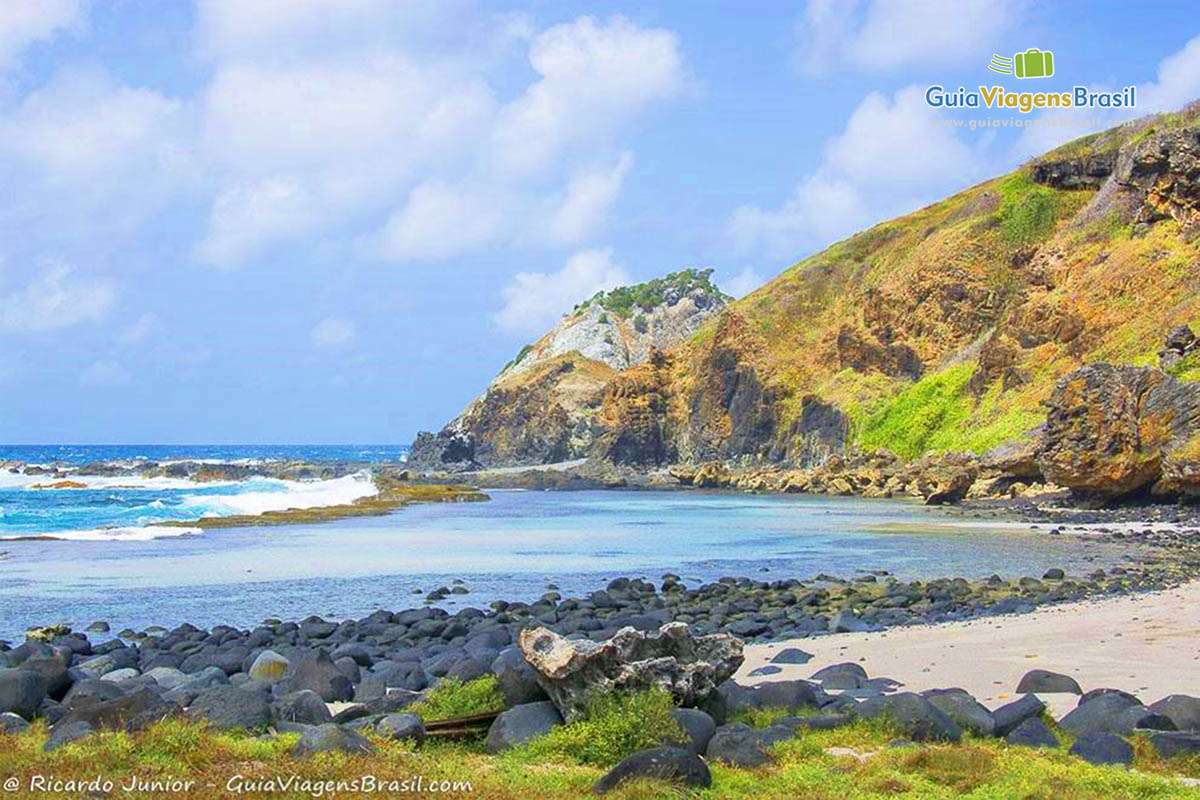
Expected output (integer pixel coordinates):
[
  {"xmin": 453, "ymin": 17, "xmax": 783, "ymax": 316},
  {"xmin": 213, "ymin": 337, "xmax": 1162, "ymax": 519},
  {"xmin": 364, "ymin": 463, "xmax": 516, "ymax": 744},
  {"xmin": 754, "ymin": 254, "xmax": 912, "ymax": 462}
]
[{"xmin": 410, "ymin": 102, "xmax": 1200, "ymax": 506}]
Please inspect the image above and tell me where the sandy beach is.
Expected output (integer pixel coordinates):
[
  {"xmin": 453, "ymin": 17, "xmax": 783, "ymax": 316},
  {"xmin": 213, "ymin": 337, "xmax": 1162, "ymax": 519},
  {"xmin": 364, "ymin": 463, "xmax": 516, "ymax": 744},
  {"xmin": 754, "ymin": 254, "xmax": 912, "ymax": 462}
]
[{"xmin": 742, "ymin": 580, "xmax": 1200, "ymax": 718}]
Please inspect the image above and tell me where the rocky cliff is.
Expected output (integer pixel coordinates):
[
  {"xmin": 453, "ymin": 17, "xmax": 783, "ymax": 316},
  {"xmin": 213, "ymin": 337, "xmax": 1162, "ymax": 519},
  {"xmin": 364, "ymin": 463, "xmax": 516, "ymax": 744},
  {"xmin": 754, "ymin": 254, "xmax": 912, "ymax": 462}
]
[
  {"xmin": 413, "ymin": 103, "xmax": 1200, "ymax": 499},
  {"xmin": 409, "ymin": 270, "xmax": 729, "ymax": 470}
]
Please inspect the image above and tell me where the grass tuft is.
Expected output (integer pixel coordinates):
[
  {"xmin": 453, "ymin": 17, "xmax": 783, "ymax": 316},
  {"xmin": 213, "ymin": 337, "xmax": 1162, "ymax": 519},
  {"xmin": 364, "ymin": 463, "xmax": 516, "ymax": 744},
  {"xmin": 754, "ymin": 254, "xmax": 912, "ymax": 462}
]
[{"xmin": 408, "ymin": 676, "xmax": 506, "ymax": 722}]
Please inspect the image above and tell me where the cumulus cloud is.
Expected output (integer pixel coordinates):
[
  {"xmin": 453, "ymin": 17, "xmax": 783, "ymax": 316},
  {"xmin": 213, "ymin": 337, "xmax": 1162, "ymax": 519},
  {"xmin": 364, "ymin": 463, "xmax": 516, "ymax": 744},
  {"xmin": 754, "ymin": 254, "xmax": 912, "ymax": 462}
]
[
  {"xmin": 0, "ymin": 0, "xmax": 83, "ymax": 71},
  {"xmin": 196, "ymin": 177, "xmax": 321, "ymax": 267},
  {"xmin": 730, "ymin": 85, "xmax": 982, "ymax": 258},
  {"xmin": 795, "ymin": 0, "xmax": 1026, "ymax": 74},
  {"xmin": 119, "ymin": 313, "xmax": 158, "ymax": 344},
  {"xmin": 311, "ymin": 317, "xmax": 356, "ymax": 350},
  {"xmin": 493, "ymin": 248, "xmax": 632, "ymax": 336},
  {"xmin": 0, "ymin": 264, "xmax": 116, "ymax": 333},
  {"xmin": 79, "ymin": 359, "xmax": 130, "ymax": 387},
  {"xmin": 548, "ymin": 152, "xmax": 633, "ymax": 243},
  {"xmin": 369, "ymin": 181, "xmax": 504, "ymax": 262}
]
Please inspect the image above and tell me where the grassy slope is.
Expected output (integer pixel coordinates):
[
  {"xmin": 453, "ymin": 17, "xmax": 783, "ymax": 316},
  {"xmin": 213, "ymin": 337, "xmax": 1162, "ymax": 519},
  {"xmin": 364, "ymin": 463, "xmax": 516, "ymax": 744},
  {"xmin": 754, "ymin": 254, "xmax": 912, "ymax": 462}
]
[{"xmin": 674, "ymin": 109, "xmax": 1200, "ymax": 459}]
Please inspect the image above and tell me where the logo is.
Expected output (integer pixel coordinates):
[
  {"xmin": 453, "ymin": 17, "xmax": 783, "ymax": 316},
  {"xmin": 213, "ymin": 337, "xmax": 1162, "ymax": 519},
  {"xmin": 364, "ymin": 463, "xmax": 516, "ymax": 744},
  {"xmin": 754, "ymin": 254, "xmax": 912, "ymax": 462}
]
[{"xmin": 989, "ymin": 48, "xmax": 1055, "ymax": 79}]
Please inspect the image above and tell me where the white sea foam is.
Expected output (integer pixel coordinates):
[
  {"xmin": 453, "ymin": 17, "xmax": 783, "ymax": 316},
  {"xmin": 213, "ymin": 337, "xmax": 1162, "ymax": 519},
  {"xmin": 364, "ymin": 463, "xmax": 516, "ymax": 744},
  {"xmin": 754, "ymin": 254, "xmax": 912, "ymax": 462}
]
[
  {"xmin": 178, "ymin": 471, "xmax": 378, "ymax": 517},
  {"xmin": 0, "ymin": 525, "xmax": 203, "ymax": 542},
  {"xmin": 0, "ymin": 472, "xmax": 235, "ymax": 491}
]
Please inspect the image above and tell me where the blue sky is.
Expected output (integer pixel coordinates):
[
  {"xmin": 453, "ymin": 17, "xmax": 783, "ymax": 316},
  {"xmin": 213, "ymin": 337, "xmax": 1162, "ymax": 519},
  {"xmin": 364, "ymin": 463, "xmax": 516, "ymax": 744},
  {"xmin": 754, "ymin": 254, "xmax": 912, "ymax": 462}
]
[{"xmin": 2, "ymin": 0, "xmax": 1199, "ymax": 444}]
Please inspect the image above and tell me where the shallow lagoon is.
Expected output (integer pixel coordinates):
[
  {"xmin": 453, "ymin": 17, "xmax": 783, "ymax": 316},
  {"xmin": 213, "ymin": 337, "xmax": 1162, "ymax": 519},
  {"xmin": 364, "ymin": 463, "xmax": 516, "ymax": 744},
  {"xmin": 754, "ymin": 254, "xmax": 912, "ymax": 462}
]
[{"xmin": 0, "ymin": 489, "xmax": 1134, "ymax": 641}]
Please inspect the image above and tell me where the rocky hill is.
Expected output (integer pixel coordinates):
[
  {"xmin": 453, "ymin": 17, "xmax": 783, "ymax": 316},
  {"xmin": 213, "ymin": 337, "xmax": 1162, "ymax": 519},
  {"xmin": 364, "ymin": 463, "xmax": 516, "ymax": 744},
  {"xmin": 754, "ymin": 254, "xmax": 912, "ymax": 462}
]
[
  {"xmin": 409, "ymin": 270, "xmax": 729, "ymax": 469},
  {"xmin": 413, "ymin": 104, "xmax": 1200, "ymax": 500}
]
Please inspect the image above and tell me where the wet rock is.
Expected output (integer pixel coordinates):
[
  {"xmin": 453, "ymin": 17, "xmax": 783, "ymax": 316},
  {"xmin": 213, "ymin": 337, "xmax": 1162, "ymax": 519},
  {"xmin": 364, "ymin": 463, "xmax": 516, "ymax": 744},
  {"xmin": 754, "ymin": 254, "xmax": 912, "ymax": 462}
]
[
  {"xmin": 518, "ymin": 623, "xmax": 743, "ymax": 722},
  {"xmin": 1016, "ymin": 669, "xmax": 1081, "ymax": 695},
  {"xmin": 484, "ymin": 701, "xmax": 563, "ymax": 753},
  {"xmin": 1069, "ymin": 732, "xmax": 1133, "ymax": 766},
  {"xmin": 593, "ymin": 746, "xmax": 711, "ymax": 794},
  {"xmin": 291, "ymin": 724, "xmax": 375, "ymax": 757}
]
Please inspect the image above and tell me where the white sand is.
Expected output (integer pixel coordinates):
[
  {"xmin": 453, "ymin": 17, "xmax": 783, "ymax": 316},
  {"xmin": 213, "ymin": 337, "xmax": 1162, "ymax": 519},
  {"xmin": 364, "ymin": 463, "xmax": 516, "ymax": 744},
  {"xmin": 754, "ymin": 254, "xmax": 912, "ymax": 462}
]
[{"xmin": 741, "ymin": 581, "xmax": 1200, "ymax": 718}]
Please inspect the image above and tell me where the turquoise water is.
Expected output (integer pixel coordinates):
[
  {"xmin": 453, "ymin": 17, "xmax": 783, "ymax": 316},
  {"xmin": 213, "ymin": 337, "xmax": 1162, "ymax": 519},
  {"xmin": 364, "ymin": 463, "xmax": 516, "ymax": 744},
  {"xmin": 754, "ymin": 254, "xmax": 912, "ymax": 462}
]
[{"xmin": 0, "ymin": 489, "xmax": 1130, "ymax": 642}]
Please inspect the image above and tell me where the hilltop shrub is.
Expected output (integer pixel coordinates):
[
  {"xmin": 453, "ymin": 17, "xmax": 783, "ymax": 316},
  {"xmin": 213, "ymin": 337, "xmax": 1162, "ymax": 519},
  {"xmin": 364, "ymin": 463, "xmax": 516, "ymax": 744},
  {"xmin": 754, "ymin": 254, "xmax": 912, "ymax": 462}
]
[
  {"xmin": 998, "ymin": 173, "xmax": 1056, "ymax": 245},
  {"xmin": 517, "ymin": 688, "xmax": 682, "ymax": 766},
  {"xmin": 856, "ymin": 365, "xmax": 975, "ymax": 459}
]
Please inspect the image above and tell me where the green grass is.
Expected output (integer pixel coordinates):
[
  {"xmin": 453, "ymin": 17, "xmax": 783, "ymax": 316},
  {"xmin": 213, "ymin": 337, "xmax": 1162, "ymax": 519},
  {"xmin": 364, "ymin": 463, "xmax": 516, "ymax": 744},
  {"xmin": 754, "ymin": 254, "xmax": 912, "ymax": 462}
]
[
  {"xmin": 407, "ymin": 675, "xmax": 505, "ymax": 721},
  {"xmin": 1168, "ymin": 351, "xmax": 1200, "ymax": 383},
  {"xmin": 855, "ymin": 364, "xmax": 975, "ymax": 458},
  {"xmin": 516, "ymin": 688, "xmax": 683, "ymax": 767},
  {"xmin": 997, "ymin": 172, "xmax": 1057, "ymax": 246}
]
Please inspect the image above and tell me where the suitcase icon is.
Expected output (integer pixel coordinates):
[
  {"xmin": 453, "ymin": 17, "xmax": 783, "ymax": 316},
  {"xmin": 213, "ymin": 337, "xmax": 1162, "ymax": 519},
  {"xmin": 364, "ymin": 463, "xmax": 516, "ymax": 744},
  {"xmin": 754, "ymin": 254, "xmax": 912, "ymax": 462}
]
[{"xmin": 1014, "ymin": 48, "xmax": 1054, "ymax": 79}]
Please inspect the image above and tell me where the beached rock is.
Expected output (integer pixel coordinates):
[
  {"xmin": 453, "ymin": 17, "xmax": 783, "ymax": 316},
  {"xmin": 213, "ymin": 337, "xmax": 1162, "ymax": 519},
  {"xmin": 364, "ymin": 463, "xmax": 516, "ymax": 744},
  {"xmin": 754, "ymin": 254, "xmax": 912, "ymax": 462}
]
[
  {"xmin": 1006, "ymin": 717, "xmax": 1060, "ymax": 748},
  {"xmin": 1147, "ymin": 731, "xmax": 1200, "ymax": 759},
  {"xmin": 191, "ymin": 686, "xmax": 271, "ymax": 732},
  {"xmin": 705, "ymin": 723, "xmax": 793, "ymax": 767},
  {"xmin": 0, "ymin": 668, "xmax": 48, "ymax": 719},
  {"xmin": 56, "ymin": 688, "xmax": 177, "ymax": 733},
  {"xmin": 992, "ymin": 694, "xmax": 1046, "ymax": 736},
  {"xmin": 291, "ymin": 724, "xmax": 375, "ymax": 757},
  {"xmin": 1016, "ymin": 669, "xmax": 1081, "ymax": 694},
  {"xmin": 923, "ymin": 689, "xmax": 995, "ymax": 737},
  {"xmin": 248, "ymin": 650, "xmax": 289, "ymax": 683},
  {"xmin": 518, "ymin": 623, "xmax": 743, "ymax": 722},
  {"xmin": 43, "ymin": 720, "xmax": 95, "ymax": 752},
  {"xmin": 810, "ymin": 662, "xmax": 867, "ymax": 689},
  {"xmin": 1149, "ymin": 695, "xmax": 1200, "ymax": 731},
  {"xmin": 1069, "ymin": 732, "xmax": 1133, "ymax": 766},
  {"xmin": 1059, "ymin": 692, "xmax": 1142, "ymax": 738},
  {"xmin": 770, "ymin": 648, "xmax": 813, "ymax": 665},
  {"xmin": 19, "ymin": 658, "xmax": 70, "ymax": 700},
  {"xmin": 271, "ymin": 690, "xmax": 333, "ymax": 726},
  {"xmin": 144, "ymin": 667, "xmax": 190, "ymax": 690},
  {"xmin": 484, "ymin": 701, "xmax": 563, "ymax": 753},
  {"xmin": 284, "ymin": 651, "xmax": 353, "ymax": 702},
  {"xmin": 593, "ymin": 746, "xmax": 711, "ymax": 794},
  {"xmin": 853, "ymin": 692, "xmax": 962, "ymax": 742},
  {"xmin": 377, "ymin": 713, "xmax": 425, "ymax": 744}
]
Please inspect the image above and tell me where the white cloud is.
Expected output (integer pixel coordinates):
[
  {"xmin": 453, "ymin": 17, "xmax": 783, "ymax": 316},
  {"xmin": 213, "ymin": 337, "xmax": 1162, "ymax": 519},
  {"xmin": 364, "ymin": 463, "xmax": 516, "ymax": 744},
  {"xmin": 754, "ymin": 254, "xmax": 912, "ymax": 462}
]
[
  {"xmin": 548, "ymin": 152, "xmax": 632, "ymax": 243},
  {"xmin": 796, "ymin": 0, "xmax": 1026, "ymax": 74},
  {"xmin": 723, "ymin": 267, "xmax": 765, "ymax": 299},
  {"xmin": 79, "ymin": 359, "xmax": 130, "ymax": 387},
  {"xmin": 493, "ymin": 248, "xmax": 632, "ymax": 335},
  {"xmin": 492, "ymin": 15, "xmax": 686, "ymax": 176},
  {"xmin": 730, "ymin": 85, "xmax": 982, "ymax": 258},
  {"xmin": 311, "ymin": 317, "xmax": 356, "ymax": 350},
  {"xmin": 370, "ymin": 181, "xmax": 503, "ymax": 262},
  {"xmin": 0, "ymin": 0, "xmax": 83, "ymax": 71},
  {"xmin": 0, "ymin": 264, "xmax": 116, "ymax": 333},
  {"xmin": 196, "ymin": 177, "xmax": 321, "ymax": 267},
  {"xmin": 119, "ymin": 313, "xmax": 158, "ymax": 344}
]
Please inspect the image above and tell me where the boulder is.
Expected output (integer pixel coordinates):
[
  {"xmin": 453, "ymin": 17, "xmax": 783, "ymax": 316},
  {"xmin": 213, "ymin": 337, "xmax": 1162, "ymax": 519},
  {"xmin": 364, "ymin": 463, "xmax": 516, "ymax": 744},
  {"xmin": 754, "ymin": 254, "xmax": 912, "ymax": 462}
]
[
  {"xmin": 43, "ymin": 720, "xmax": 96, "ymax": 752},
  {"xmin": 924, "ymin": 689, "xmax": 995, "ymax": 737},
  {"xmin": 291, "ymin": 724, "xmax": 375, "ymax": 757},
  {"xmin": 271, "ymin": 690, "xmax": 333, "ymax": 726},
  {"xmin": 1038, "ymin": 365, "xmax": 1200, "ymax": 499},
  {"xmin": 810, "ymin": 662, "xmax": 867, "ymax": 690},
  {"xmin": 1069, "ymin": 732, "xmax": 1133, "ymax": 766},
  {"xmin": 593, "ymin": 746, "xmax": 711, "ymax": 794},
  {"xmin": 1016, "ymin": 669, "xmax": 1082, "ymax": 695},
  {"xmin": 769, "ymin": 648, "xmax": 813, "ymax": 665},
  {"xmin": 1149, "ymin": 695, "xmax": 1200, "ymax": 731},
  {"xmin": 1059, "ymin": 692, "xmax": 1142, "ymax": 738},
  {"xmin": 144, "ymin": 667, "xmax": 190, "ymax": 691},
  {"xmin": 705, "ymin": 723, "xmax": 793, "ymax": 767},
  {"xmin": 668, "ymin": 708, "xmax": 717, "ymax": 755},
  {"xmin": 20, "ymin": 658, "xmax": 71, "ymax": 700},
  {"xmin": 248, "ymin": 650, "xmax": 290, "ymax": 683},
  {"xmin": 377, "ymin": 713, "xmax": 425, "ymax": 744},
  {"xmin": 1005, "ymin": 717, "xmax": 1059, "ymax": 748},
  {"xmin": 1147, "ymin": 731, "xmax": 1200, "ymax": 759},
  {"xmin": 992, "ymin": 694, "xmax": 1046, "ymax": 737},
  {"xmin": 62, "ymin": 678, "xmax": 124, "ymax": 709},
  {"xmin": 853, "ymin": 692, "xmax": 962, "ymax": 742},
  {"xmin": 0, "ymin": 668, "xmax": 48, "ymax": 720},
  {"xmin": 0, "ymin": 711, "xmax": 31, "ymax": 734},
  {"xmin": 54, "ymin": 689, "xmax": 177, "ymax": 733},
  {"xmin": 191, "ymin": 686, "xmax": 271, "ymax": 732},
  {"xmin": 484, "ymin": 701, "xmax": 563, "ymax": 753},
  {"xmin": 518, "ymin": 623, "xmax": 743, "ymax": 722},
  {"xmin": 284, "ymin": 651, "xmax": 353, "ymax": 702}
]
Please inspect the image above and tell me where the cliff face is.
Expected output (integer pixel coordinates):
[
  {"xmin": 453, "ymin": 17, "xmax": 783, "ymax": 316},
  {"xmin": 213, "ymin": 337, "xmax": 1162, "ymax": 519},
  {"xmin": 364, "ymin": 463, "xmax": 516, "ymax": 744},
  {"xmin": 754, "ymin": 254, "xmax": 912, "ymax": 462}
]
[
  {"xmin": 409, "ymin": 270, "xmax": 728, "ymax": 470},
  {"xmin": 413, "ymin": 104, "xmax": 1200, "ymax": 480}
]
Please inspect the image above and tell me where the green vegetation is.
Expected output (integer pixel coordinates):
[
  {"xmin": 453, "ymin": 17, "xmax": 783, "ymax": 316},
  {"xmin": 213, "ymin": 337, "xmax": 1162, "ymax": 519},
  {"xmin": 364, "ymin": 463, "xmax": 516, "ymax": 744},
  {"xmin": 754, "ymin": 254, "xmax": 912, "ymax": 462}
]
[
  {"xmin": 997, "ymin": 172, "xmax": 1057, "ymax": 245},
  {"xmin": 855, "ymin": 365, "xmax": 975, "ymax": 459},
  {"xmin": 502, "ymin": 343, "xmax": 534, "ymax": 372},
  {"xmin": 407, "ymin": 675, "xmax": 505, "ymax": 721},
  {"xmin": 519, "ymin": 688, "xmax": 682, "ymax": 766},
  {"xmin": 1167, "ymin": 351, "xmax": 1200, "ymax": 383},
  {"xmin": 4, "ymin": 712, "xmax": 1198, "ymax": 799},
  {"xmin": 633, "ymin": 313, "xmax": 648, "ymax": 333},
  {"xmin": 579, "ymin": 268, "xmax": 728, "ymax": 319}
]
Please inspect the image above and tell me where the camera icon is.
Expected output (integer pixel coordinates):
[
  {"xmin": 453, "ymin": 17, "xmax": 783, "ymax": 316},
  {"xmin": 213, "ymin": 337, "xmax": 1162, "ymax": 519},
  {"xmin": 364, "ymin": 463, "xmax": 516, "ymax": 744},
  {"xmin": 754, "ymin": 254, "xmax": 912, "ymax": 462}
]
[{"xmin": 989, "ymin": 48, "xmax": 1054, "ymax": 79}]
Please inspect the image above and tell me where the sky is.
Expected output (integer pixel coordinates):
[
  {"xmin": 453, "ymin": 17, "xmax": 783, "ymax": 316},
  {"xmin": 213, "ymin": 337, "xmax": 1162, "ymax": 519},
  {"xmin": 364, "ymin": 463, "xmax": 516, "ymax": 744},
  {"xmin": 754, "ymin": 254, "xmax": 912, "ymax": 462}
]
[{"xmin": 2, "ymin": 0, "xmax": 1200, "ymax": 444}]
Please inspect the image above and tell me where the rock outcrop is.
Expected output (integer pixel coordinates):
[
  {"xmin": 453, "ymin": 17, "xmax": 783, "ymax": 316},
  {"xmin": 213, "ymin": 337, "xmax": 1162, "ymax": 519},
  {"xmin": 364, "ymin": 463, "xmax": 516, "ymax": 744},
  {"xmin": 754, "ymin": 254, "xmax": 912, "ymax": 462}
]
[
  {"xmin": 1038, "ymin": 365, "xmax": 1200, "ymax": 500},
  {"xmin": 518, "ymin": 622, "xmax": 744, "ymax": 722}
]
